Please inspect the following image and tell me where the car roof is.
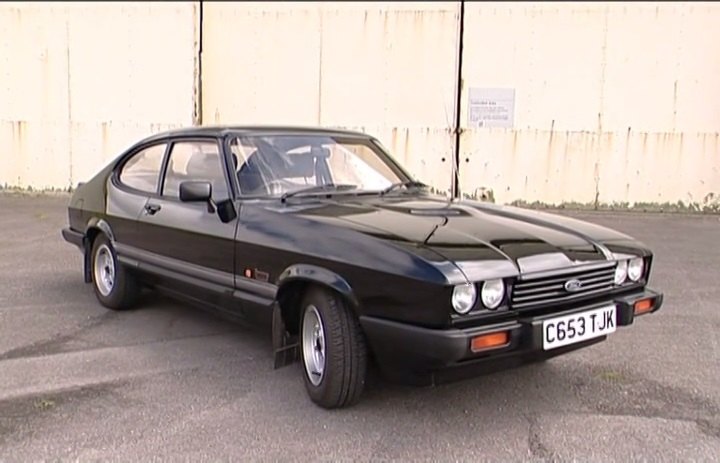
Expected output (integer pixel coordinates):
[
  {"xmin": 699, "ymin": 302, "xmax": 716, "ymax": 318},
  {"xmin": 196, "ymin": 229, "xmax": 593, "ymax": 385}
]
[{"xmin": 138, "ymin": 125, "xmax": 373, "ymax": 145}]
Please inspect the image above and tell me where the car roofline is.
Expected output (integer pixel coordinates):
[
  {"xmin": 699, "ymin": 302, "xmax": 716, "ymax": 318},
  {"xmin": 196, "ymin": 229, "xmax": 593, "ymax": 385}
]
[{"xmin": 136, "ymin": 125, "xmax": 373, "ymax": 145}]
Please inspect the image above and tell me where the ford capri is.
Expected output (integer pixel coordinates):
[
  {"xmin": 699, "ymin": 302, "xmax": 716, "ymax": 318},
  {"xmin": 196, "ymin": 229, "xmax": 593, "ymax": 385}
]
[{"xmin": 61, "ymin": 126, "xmax": 663, "ymax": 409}]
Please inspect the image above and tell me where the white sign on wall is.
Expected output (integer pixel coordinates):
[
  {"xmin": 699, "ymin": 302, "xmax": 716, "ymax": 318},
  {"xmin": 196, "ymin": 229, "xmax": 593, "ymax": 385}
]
[{"xmin": 468, "ymin": 88, "xmax": 515, "ymax": 128}]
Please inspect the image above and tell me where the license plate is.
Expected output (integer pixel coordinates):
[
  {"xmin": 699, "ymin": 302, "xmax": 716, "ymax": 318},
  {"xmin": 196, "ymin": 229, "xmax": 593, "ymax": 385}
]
[{"xmin": 542, "ymin": 305, "xmax": 617, "ymax": 350}]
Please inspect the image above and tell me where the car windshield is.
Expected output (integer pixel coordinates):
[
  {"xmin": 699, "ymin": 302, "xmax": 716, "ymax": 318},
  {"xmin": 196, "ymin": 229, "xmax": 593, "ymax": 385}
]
[{"xmin": 228, "ymin": 134, "xmax": 410, "ymax": 197}]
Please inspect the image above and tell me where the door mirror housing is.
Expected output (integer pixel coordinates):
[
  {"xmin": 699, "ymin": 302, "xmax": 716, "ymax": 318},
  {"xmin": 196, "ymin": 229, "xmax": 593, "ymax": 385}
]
[
  {"xmin": 179, "ymin": 181, "xmax": 212, "ymax": 203},
  {"xmin": 179, "ymin": 180, "xmax": 216, "ymax": 214},
  {"xmin": 179, "ymin": 180, "xmax": 237, "ymax": 222}
]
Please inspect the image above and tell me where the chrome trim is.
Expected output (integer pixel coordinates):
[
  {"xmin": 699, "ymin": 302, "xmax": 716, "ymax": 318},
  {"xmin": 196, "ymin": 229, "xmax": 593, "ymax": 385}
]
[
  {"xmin": 511, "ymin": 262, "xmax": 618, "ymax": 310},
  {"xmin": 517, "ymin": 260, "xmax": 616, "ymax": 281}
]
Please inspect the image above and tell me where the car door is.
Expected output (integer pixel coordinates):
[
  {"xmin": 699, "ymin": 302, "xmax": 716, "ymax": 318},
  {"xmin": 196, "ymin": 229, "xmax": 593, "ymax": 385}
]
[
  {"xmin": 107, "ymin": 141, "xmax": 169, "ymax": 250},
  {"xmin": 134, "ymin": 137, "xmax": 239, "ymax": 311}
]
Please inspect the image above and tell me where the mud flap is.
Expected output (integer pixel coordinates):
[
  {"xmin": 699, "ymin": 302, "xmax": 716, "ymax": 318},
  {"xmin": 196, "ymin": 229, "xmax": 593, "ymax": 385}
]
[
  {"xmin": 272, "ymin": 303, "xmax": 299, "ymax": 369},
  {"xmin": 83, "ymin": 238, "xmax": 92, "ymax": 283}
]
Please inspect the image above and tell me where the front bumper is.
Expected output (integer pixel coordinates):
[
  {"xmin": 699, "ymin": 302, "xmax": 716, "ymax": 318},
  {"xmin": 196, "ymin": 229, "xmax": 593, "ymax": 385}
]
[{"xmin": 359, "ymin": 288, "xmax": 663, "ymax": 385}]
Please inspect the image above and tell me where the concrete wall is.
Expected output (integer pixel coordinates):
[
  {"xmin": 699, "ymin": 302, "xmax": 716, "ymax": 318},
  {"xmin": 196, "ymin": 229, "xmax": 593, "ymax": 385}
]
[
  {"xmin": 2, "ymin": 1, "xmax": 718, "ymax": 209},
  {"xmin": 0, "ymin": 2, "xmax": 196, "ymax": 190},
  {"xmin": 201, "ymin": 1, "xmax": 460, "ymax": 195},
  {"xmin": 458, "ymin": 2, "xmax": 720, "ymax": 208}
]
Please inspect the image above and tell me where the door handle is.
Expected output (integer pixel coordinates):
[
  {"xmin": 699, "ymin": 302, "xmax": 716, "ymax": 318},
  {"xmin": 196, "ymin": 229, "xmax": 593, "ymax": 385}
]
[{"xmin": 144, "ymin": 203, "xmax": 161, "ymax": 215}]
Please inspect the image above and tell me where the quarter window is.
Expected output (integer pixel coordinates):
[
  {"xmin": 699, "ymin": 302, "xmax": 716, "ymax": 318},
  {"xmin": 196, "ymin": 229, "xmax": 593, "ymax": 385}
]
[
  {"xmin": 118, "ymin": 143, "xmax": 167, "ymax": 193},
  {"xmin": 162, "ymin": 140, "xmax": 229, "ymax": 201}
]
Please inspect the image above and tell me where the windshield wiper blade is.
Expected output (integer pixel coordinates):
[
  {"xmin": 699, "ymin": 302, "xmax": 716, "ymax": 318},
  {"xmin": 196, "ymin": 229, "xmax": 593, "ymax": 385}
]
[
  {"xmin": 380, "ymin": 181, "xmax": 428, "ymax": 196},
  {"xmin": 280, "ymin": 183, "xmax": 357, "ymax": 202}
]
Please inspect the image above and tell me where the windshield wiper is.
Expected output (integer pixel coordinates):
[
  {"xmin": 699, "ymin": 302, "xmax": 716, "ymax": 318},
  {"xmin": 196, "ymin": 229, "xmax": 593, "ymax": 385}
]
[
  {"xmin": 380, "ymin": 181, "xmax": 428, "ymax": 196},
  {"xmin": 280, "ymin": 183, "xmax": 357, "ymax": 202}
]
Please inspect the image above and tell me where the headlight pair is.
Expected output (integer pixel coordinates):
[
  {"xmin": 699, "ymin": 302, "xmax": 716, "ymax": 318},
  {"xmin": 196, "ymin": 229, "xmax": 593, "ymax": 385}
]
[
  {"xmin": 614, "ymin": 257, "xmax": 644, "ymax": 284},
  {"xmin": 452, "ymin": 279, "xmax": 505, "ymax": 314}
]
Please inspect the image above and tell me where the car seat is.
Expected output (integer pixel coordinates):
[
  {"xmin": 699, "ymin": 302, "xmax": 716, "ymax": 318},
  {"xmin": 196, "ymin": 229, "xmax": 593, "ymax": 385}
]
[{"xmin": 186, "ymin": 151, "xmax": 228, "ymax": 200}]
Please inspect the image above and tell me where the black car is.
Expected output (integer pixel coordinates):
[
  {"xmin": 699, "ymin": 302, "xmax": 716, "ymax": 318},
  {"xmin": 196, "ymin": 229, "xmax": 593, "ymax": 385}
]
[{"xmin": 61, "ymin": 126, "xmax": 664, "ymax": 409}]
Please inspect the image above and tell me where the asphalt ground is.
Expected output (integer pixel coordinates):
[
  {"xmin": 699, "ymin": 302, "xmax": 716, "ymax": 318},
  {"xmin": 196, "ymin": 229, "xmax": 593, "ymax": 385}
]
[{"xmin": 0, "ymin": 193, "xmax": 718, "ymax": 462}]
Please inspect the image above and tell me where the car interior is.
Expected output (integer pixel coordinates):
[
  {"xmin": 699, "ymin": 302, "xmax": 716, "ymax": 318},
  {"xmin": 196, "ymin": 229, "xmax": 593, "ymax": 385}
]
[
  {"xmin": 163, "ymin": 145, "xmax": 230, "ymax": 201},
  {"xmin": 235, "ymin": 141, "xmax": 332, "ymax": 196}
]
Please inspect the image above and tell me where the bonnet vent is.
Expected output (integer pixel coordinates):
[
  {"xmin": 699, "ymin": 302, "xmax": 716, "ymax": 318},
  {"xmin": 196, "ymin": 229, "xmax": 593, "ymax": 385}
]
[{"xmin": 409, "ymin": 208, "xmax": 461, "ymax": 216}]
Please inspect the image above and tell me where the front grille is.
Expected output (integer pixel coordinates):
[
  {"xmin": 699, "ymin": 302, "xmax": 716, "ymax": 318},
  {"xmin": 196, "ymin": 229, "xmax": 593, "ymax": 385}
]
[{"xmin": 511, "ymin": 262, "xmax": 617, "ymax": 310}]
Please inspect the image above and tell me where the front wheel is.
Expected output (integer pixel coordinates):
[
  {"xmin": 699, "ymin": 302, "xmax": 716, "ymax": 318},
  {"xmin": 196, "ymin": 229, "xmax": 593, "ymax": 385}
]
[
  {"xmin": 90, "ymin": 235, "xmax": 139, "ymax": 310},
  {"xmin": 300, "ymin": 287, "xmax": 368, "ymax": 409}
]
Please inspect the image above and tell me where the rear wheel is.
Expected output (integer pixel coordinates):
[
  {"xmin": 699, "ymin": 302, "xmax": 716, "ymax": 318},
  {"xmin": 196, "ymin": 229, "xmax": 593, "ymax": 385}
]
[
  {"xmin": 90, "ymin": 235, "xmax": 139, "ymax": 310},
  {"xmin": 300, "ymin": 286, "xmax": 368, "ymax": 409}
]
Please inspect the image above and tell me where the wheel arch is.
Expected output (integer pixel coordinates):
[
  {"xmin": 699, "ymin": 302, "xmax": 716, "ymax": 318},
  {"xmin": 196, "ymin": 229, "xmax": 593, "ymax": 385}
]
[
  {"xmin": 84, "ymin": 217, "xmax": 115, "ymax": 243},
  {"xmin": 82, "ymin": 218, "xmax": 115, "ymax": 283},
  {"xmin": 275, "ymin": 264, "xmax": 360, "ymax": 336}
]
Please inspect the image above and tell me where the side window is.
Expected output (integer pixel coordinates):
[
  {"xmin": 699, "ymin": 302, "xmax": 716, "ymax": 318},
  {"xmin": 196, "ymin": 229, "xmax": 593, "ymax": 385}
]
[
  {"xmin": 162, "ymin": 140, "xmax": 229, "ymax": 201},
  {"xmin": 118, "ymin": 143, "xmax": 167, "ymax": 193}
]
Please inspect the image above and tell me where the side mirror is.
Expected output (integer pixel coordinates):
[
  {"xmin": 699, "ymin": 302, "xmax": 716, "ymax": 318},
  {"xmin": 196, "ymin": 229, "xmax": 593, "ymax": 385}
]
[
  {"xmin": 179, "ymin": 180, "xmax": 237, "ymax": 223},
  {"xmin": 179, "ymin": 181, "xmax": 212, "ymax": 203},
  {"xmin": 179, "ymin": 180, "xmax": 216, "ymax": 213}
]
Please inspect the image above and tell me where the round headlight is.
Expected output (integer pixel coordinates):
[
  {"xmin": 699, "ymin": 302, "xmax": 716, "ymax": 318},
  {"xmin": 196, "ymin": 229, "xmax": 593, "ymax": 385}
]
[
  {"xmin": 452, "ymin": 283, "xmax": 477, "ymax": 314},
  {"xmin": 614, "ymin": 260, "xmax": 628, "ymax": 285},
  {"xmin": 481, "ymin": 279, "xmax": 505, "ymax": 309},
  {"xmin": 628, "ymin": 257, "xmax": 644, "ymax": 281}
]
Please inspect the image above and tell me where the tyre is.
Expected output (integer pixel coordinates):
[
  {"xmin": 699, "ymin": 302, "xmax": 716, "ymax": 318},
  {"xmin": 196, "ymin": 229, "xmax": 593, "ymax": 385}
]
[
  {"xmin": 300, "ymin": 286, "xmax": 368, "ymax": 409},
  {"xmin": 90, "ymin": 235, "xmax": 139, "ymax": 310}
]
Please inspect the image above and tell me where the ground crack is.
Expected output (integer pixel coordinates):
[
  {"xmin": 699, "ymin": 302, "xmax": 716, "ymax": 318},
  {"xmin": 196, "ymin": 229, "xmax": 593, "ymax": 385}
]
[{"xmin": 696, "ymin": 418, "xmax": 720, "ymax": 440}]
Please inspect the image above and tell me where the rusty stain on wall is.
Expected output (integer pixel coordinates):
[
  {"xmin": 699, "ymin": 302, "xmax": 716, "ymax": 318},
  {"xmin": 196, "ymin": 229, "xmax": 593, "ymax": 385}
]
[
  {"xmin": 13, "ymin": 121, "xmax": 26, "ymax": 187},
  {"xmin": 597, "ymin": 6, "xmax": 610, "ymax": 134},
  {"xmin": 459, "ymin": 127, "xmax": 719, "ymax": 207},
  {"xmin": 192, "ymin": 0, "xmax": 202, "ymax": 126}
]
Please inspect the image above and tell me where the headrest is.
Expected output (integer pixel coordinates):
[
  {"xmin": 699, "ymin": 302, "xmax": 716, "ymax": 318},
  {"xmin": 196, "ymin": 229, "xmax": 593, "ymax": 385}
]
[
  {"xmin": 286, "ymin": 153, "xmax": 316, "ymax": 178},
  {"xmin": 310, "ymin": 146, "xmax": 330, "ymax": 158},
  {"xmin": 186, "ymin": 152, "xmax": 220, "ymax": 179}
]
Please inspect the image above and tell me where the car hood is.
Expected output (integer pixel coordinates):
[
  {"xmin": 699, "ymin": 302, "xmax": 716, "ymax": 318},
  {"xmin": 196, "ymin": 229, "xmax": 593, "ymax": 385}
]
[{"xmin": 288, "ymin": 194, "xmax": 639, "ymax": 279}]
